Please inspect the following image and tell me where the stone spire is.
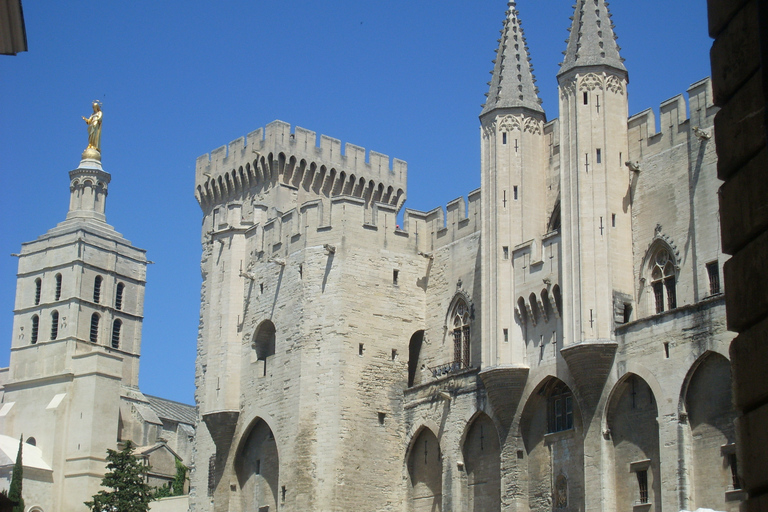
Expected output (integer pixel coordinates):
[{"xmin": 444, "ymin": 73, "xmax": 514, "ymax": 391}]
[
  {"xmin": 559, "ymin": 0, "xmax": 626, "ymax": 77},
  {"xmin": 481, "ymin": 1, "xmax": 543, "ymax": 117}
]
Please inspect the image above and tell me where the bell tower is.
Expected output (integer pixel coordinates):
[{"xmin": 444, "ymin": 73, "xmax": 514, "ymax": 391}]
[
  {"xmin": 557, "ymin": 0, "xmax": 634, "ymax": 347},
  {"xmin": 480, "ymin": 1, "xmax": 547, "ymax": 367},
  {"xmin": 2, "ymin": 109, "xmax": 148, "ymax": 510}
]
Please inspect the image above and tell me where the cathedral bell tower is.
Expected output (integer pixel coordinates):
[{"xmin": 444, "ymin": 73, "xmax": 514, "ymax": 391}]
[
  {"xmin": 3, "ymin": 106, "xmax": 148, "ymax": 510},
  {"xmin": 480, "ymin": 1, "xmax": 547, "ymax": 367},
  {"xmin": 557, "ymin": 0, "xmax": 634, "ymax": 347}
]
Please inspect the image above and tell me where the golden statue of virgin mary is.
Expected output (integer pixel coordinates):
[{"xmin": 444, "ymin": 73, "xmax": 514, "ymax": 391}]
[{"xmin": 82, "ymin": 101, "xmax": 103, "ymax": 160}]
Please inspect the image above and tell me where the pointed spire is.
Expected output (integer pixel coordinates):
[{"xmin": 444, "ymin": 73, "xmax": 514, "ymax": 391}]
[
  {"xmin": 481, "ymin": 1, "xmax": 543, "ymax": 117},
  {"xmin": 559, "ymin": 0, "xmax": 626, "ymax": 78}
]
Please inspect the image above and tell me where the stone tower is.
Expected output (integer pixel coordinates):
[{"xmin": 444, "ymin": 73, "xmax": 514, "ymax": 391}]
[
  {"xmin": 557, "ymin": 0, "xmax": 634, "ymax": 347},
  {"xmin": 0, "ymin": 153, "xmax": 147, "ymax": 511},
  {"xmin": 480, "ymin": 0, "xmax": 548, "ymax": 367}
]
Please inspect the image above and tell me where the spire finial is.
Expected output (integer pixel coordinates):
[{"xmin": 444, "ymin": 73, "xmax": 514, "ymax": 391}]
[
  {"xmin": 481, "ymin": 0, "xmax": 544, "ymax": 117},
  {"xmin": 559, "ymin": 0, "xmax": 626, "ymax": 78}
]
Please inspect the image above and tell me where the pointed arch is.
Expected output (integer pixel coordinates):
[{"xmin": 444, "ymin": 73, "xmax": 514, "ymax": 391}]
[
  {"xmin": 407, "ymin": 330, "xmax": 425, "ymax": 388},
  {"xmin": 447, "ymin": 294, "xmax": 472, "ymax": 369},
  {"xmin": 462, "ymin": 412, "xmax": 501, "ymax": 511},
  {"xmin": 641, "ymin": 238, "xmax": 679, "ymax": 314},
  {"xmin": 606, "ymin": 373, "xmax": 661, "ymax": 511},
  {"xmin": 520, "ymin": 376, "xmax": 585, "ymax": 512},
  {"xmin": 406, "ymin": 425, "xmax": 442, "ymax": 512},
  {"xmin": 681, "ymin": 352, "xmax": 739, "ymax": 508},
  {"xmin": 235, "ymin": 417, "xmax": 280, "ymax": 511}
]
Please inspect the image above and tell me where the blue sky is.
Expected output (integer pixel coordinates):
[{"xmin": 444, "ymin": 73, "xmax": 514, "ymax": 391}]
[{"xmin": 0, "ymin": 1, "xmax": 711, "ymax": 405}]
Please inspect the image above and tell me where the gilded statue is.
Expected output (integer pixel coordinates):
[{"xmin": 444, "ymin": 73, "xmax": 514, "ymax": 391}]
[{"xmin": 82, "ymin": 101, "xmax": 103, "ymax": 155}]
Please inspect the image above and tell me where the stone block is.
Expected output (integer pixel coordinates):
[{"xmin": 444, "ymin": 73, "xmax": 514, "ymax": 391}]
[
  {"xmin": 707, "ymin": 0, "xmax": 752, "ymax": 37},
  {"xmin": 724, "ymin": 229, "xmax": 768, "ymax": 331},
  {"xmin": 736, "ymin": 402, "xmax": 768, "ymax": 498},
  {"xmin": 729, "ymin": 318, "xmax": 768, "ymax": 410},
  {"xmin": 719, "ymin": 148, "xmax": 768, "ymax": 254},
  {"xmin": 710, "ymin": 0, "xmax": 760, "ymax": 105},
  {"xmin": 715, "ymin": 72, "xmax": 766, "ymax": 181}
]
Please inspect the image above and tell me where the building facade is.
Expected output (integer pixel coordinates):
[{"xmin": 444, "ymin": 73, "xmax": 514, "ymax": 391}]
[
  {"xmin": 191, "ymin": 1, "xmax": 738, "ymax": 511},
  {"xmin": 0, "ymin": 151, "xmax": 195, "ymax": 511}
]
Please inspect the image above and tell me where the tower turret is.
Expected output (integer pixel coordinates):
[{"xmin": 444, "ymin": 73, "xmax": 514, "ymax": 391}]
[
  {"xmin": 557, "ymin": 0, "xmax": 633, "ymax": 347},
  {"xmin": 480, "ymin": 1, "xmax": 547, "ymax": 368}
]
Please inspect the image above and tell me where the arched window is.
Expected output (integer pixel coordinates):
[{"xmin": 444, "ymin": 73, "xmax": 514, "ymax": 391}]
[
  {"xmin": 31, "ymin": 315, "xmax": 39, "ymax": 344},
  {"xmin": 115, "ymin": 283, "xmax": 125, "ymax": 310},
  {"xmin": 93, "ymin": 276, "xmax": 103, "ymax": 304},
  {"xmin": 253, "ymin": 321, "xmax": 276, "ymax": 377},
  {"xmin": 111, "ymin": 319, "xmax": 122, "ymax": 349},
  {"xmin": 90, "ymin": 313, "xmax": 100, "ymax": 343},
  {"xmin": 55, "ymin": 273, "xmax": 62, "ymax": 301},
  {"xmin": 450, "ymin": 299, "xmax": 471, "ymax": 368},
  {"xmin": 517, "ymin": 297, "xmax": 528, "ymax": 324},
  {"xmin": 650, "ymin": 248, "xmax": 676, "ymax": 313},
  {"xmin": 34, "ymin": 278, "xmax": 42, "ymax": 305},
  {"xmin": 50, "ymin": 310, "xmax": 59, "ymax": 340}
]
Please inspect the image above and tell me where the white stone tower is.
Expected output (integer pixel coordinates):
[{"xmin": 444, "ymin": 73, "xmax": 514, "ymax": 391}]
[
  {"xmin": 1, "ymin": 151, "xmax": 147, "ymax": 511},
  {"xmin": 557, "ymin": 0, "xmax": 634, "ymax": 348},
  {"xmin": 480, "ymin": 1, "xmax": 547, "ymax": 368}
]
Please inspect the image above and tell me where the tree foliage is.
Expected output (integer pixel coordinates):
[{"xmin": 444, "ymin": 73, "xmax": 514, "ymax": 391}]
[
  {"xmin": 85, "ymin": 441, "xmax": 154, "ymax": 512},
  {"xmin": 8, "ymin": 436, "xmax": 23, "ymax": 512}
]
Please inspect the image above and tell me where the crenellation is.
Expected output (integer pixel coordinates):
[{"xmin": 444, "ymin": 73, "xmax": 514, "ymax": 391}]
[{"xmin": 195, "ymin": 121, "xmax": 407, "ymax": 213}]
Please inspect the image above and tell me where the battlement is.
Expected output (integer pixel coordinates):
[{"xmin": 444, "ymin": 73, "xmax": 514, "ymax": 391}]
[
  {"xmin": 195, "ymin": 121, "xmax": 407, "ymax": 212},
  {"xmin": 627, "ymin": 77, "xmax": 716, "ymax": 161},
  {"xmin": 206, "ymin": 188, "xmax": 482, "ymax": 259}
]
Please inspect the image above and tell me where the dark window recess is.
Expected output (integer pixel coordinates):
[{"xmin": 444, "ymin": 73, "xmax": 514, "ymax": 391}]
[
  {"xmin": 729, "ymin": 453, "xmax": 742, "ymax": 490},
  {"xmin": 34, "ymin": 278, "xmax": 41, "ymax": 305},
  {"xmin": 596, "ymin": 148, "xmax": 602, "ymax": 164},
  {"xmin": 502, "ymin": 132, "xmax": 507, "ymax": 145},
  {"xmin": 50, "ymin": 311, "xmax": 59, "ymax": 340},
  {"xmin": 623, "ymin": 303, "xmax": 632, "ymax": 324},
  {"xmin": 393, "ymin": 269, "xmax": 399, "ymax": 285},
  {"xmin": 549, "ymin": 383, "xmax": 574, "ymax": 433},
  {"xmin": 281, "ymin": 486, "xmax": 286, "ymax": 503},
  {"xmin": 707, "ymin": 262, "xmax": 721, "ymax": 295},
  {"xmin": 583, "ymin": 92, "xmax": 589, "ymax": 105},
  {"xmin": 93, "ymin": 276, "xmax": 103, "ymax": 304},
  {"xmin": 115, "ymin": 283, "xmax": 125, "ymax": 310},
  {"xmin": 653, "ymin": 281, "xmax": 665, "ymax": 314},
  {"xmin": 31, "ymin": 315, "xmax": 39, "ymax": 344},
  {"xmin": 359, "ymin": 343, "xmax": 364, "ymax": 356},
  {"xmin": 55, "ymin": 274, "xmax": 62, "ymax": 301},
  {"xmin": 665, "ymin": 278, "xmax": 677, "ymax": 310},
  {"xmin": 90, "ymin": 313, "xmax": 100, "ymax": 343},
  {"xmin": 503, "ymin": 328, "xmax": 509, "ymax": 342},
  {"xmin": 612, "ymin": 214, "xmax": 616, "ymax": 228},
  {"xmin": 513, "ymin": 186, "xmax": 518, "ymax": 200},
  {"xmin": 664, "ymin": 342, "xmax": 670, "ymax": 359},
  {"xmin": 503, "ymin": 246, "xmax": 509, "ymax": 260},
  {"xmin": 207, "ymin": 456, "xmax": 216, "ymax": 496},
  {"xmin": 255, "ymin": 459, "xmax": 261, "ymax": 475},
  {"xmin": 378, "ymin": 412, "xmax": 386, "ymax": 425},
  {"xmin": 111, "ymin": 320, "xmax": 122, "ymax": 349},
  {"xmin": 637, "ymin": 470, "xmax": 649, "ymax": 504}
]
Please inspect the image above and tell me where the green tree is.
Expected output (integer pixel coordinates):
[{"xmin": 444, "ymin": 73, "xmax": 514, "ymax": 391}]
[
  {"xmin": 85, "ymin": 441, "xmax": 154, "ymax": 512},
  {"xmin": 8, "ymin": 435, "xmax": 24, "ymax": 512},
  {"xmin": 171, "ymin": 458, "xmax": 188, "ymax": 496}
]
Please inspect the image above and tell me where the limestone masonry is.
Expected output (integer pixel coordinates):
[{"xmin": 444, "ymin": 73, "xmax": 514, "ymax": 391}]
[{"xmin": 191, "ymin": 1, "xmax": 737, "ymax": 511}]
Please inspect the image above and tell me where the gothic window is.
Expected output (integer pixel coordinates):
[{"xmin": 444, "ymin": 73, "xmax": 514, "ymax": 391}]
[
  {"xmin": 93, "ymin": 276, "xmax": 103, "ymax": 304},
  {"xmin": 451, "ymin": 299, "xmax": 470, "ymax": 368},
  {"xmin": 253, "ymin": 320, "xmax": 276, "ymax": 377},
  {"xmin": 115, "ymin": 282, "xmax": 125, "ymax": 310},
  {"xmin": 650, "ymin": 247, "xmax": 676, "ymax": 313},
  {"xmin": 34, "ymin": 278, "xmax": 41, "ymax": 305},
  {"xmin": 549, "ymin": 382, "xmax": 574, "ymax": 433},
  {"xmin": 55, "ymin": 273, "xmax": 62, "ymax": 301},
  {"xmin": 111, "ymin": 319, "xmax": 122, "ymax": 349},
  {"xmin": 50, "ymin": 310, "xmax": 59, "ymax": 340},
  {"xmin": 90, "ymin": 313, "xmax": 100, "ymax": 343},
  {"xmin": 31, "ymin": 315, "xmax": 39, "ymax": 344}
]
